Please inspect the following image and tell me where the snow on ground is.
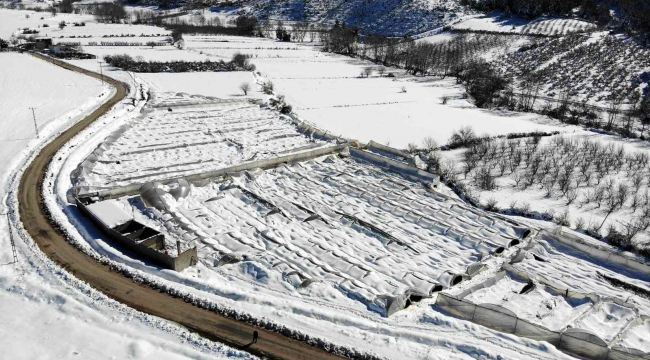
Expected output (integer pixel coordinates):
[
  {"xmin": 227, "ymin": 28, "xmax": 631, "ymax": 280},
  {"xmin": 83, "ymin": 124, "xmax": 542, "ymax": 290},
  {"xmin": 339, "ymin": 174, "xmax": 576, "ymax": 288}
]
[
  {"xmin": 417, "ymin": 32, "xmax": 457, "ymax": 44},
  {"xmin": 450, "ymin": 228, "xmax": 650, "ymax": 352},
  {"xmin": 76, "ymin": 95, "xmax": 323, "ymax": 189},
  {"xmin": 233, "ymin": 0, "xmax": 467, "ymax": 36},
  {"xmin": 85, "ymin": 45, "xmax": 207, "ymax": 62},
  {"xmin": 516, "ymin": 235, "xmax": 650, "ymax": 311},
  {"xmin": 452, "ymin": 13, "xmax": 597, "ymax": 36},
  {"xmin": 135, "ymin": 154, "xmax": 524, "ymax": 310},
  {"xmin": 58, "ymin": 31, "xmax": 570, "ymax": 149},
  {"xmin": 138, "ymin": 72, "xmax": 262, "ymax": 99},
  {"xmin": 442, "ymin": 131, "xmax": 650, "ymax": 246},
  {"xmin": 185, "ymin": 35, "xmax": 567, "ymax": 148},
  {"xmin": 463, "ymin": 274, "xmax": 592, "ymax": 331},
  {"xmin": 47, "ymin": 78, "xmax": 575, "ymax": 359},
  {"xmin": 0, "ymin": 8, "xmax": 168, "ymax": 41},
  {"xmin": 574, "ymin": 301, "xmax": 637, "ymax": 342},
  {"xmin": 0, "ymin": 8, "xmax": 94, "ymax": 39},
  {"xmin": 162, "ymin": 8, "xmax": 232, "ymax": 27},
  {"xmin": 0, "ymin": 52, "xmax": 252, "ymax": 360},
  {"xmin": 53, "ymin": 22, "xmax": 169, "ymax": 38},
  {"xmin": 0, "ymin": 52, "xmax": 108, "ymax": 206},
  {"xmin": 621, "ymin": 318, "xmax": 650, "ymax": 353},
  {"xmin": 0, "ymin": 258, "xmax": 250, "ymax": 360},
  {"xmin": 14, "ymin": 20, "xmax": 650, "ymax": 359}
]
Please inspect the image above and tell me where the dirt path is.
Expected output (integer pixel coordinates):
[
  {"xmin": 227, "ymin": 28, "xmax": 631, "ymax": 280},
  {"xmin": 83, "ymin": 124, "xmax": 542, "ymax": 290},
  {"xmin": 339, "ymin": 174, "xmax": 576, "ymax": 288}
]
[{"xmin": 18, "ymin": 53, "xmax": 345, "ymax": 360}]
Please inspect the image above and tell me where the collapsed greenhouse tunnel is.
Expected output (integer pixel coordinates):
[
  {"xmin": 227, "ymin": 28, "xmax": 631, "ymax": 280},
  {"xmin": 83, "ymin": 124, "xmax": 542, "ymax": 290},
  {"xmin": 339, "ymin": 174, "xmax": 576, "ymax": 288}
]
[{"xmin": 509, "ymin": 239, "xmax": 521, "ymax": 247}]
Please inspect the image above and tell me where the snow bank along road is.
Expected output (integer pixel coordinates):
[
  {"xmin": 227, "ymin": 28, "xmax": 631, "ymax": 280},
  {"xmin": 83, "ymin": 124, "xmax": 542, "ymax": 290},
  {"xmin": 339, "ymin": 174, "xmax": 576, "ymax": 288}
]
[{"xmin": 17, "ymin": 52, "xmax": 343, "ymax": 360}]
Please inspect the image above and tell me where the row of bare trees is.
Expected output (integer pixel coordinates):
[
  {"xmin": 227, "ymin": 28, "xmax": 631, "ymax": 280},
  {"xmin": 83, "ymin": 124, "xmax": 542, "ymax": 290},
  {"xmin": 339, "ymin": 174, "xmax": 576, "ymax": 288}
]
[{"xmin": 458, "ymin": 133, "xmax": 650, "ymax": 242}]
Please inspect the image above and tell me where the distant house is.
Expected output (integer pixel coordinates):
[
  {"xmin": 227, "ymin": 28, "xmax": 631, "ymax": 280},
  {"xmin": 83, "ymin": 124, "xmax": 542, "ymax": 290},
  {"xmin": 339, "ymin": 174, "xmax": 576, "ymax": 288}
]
[
  {"xmin": 35, "ymin": 38, "xmax": 52, "ymax": 50},
  {"xmin": 49, "ymin": 43, "xmax": 97, "ymax": 59},
  {"xmin": 51, "ymin": 44, "xmax": 75, "ymax": 54}
]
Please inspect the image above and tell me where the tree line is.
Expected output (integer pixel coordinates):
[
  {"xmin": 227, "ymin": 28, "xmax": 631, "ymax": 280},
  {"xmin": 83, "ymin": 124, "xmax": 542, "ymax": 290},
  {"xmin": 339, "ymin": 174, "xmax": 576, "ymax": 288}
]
[{"xmin": 102, "ymin": 52, "xmax": 255, "ymax": 73}]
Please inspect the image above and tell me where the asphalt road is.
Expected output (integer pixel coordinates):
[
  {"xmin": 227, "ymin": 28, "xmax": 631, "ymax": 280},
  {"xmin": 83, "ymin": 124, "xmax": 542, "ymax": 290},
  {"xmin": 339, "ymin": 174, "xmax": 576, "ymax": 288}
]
[{"xmin": 18, "ymin": 52, "xmax": 345, "ymax": 360}]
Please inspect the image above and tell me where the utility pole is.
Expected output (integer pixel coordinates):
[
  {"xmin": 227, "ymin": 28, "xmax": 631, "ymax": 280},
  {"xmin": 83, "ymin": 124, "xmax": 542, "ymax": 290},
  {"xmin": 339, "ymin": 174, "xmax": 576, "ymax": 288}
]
[
  {"xmin": 98, "ymin": 60, "xmax": 104, "ymax": 85},
  {"xmin": 3, "ymin": 214, "xmax": 18, "ymax": 265},
  {"xmin": 30, "ymin": 107, "xmax": 39, "ymax": 139}
]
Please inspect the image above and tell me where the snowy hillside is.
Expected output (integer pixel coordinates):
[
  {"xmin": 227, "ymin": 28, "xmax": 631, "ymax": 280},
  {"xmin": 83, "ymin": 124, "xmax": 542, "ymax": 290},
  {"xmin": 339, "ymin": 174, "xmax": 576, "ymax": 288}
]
[{"xmin": 229, "ymin": 0, "xmax": 467, "ymax": 36}]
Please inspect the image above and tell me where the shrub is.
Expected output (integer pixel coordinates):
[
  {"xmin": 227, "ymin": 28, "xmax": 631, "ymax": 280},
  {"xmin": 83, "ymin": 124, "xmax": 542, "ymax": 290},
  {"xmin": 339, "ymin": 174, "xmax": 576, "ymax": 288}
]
[
  {"xmin": 262, "ymin": 81, "xmax": 274, "ymax": 94},
  {"xmin": 448, "ymin": 126, "xmax": 477, "ymax": 148},
  {"xmin": 485, "ymin": 197, "xmax": 499, "ymax": 211}
]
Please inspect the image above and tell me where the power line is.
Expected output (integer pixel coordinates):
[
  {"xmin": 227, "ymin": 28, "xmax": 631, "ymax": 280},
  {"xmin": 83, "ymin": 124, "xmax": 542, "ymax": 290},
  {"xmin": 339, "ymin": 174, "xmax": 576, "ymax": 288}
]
[
  {"xmin": 1, "ymin": 213, "xmax": 18, "ymax": 266},
  {"xmin": 98, "ymin": 60, "xmax": 104, "ymax": 86}
]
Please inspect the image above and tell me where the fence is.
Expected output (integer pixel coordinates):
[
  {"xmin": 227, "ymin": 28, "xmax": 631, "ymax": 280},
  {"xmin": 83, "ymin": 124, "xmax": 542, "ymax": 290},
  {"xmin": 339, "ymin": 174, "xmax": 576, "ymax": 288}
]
[
  {"xmin": 366, "ymin": 140, "xmax": 412, "ymax": 160},
  {"xmin": 435, "ymin": 293, "xmax": 650, "ymax": 360},
  {"xmin": 78, "ymin": 144, "xmax": 348, "ymax": 200},
  {"xmin": 287, "ymin": 114, "xmax": 347, "ymax": 143},
  {"xmin": 349, "ymin": 148, "xmax": 440, "ymax": 187}
]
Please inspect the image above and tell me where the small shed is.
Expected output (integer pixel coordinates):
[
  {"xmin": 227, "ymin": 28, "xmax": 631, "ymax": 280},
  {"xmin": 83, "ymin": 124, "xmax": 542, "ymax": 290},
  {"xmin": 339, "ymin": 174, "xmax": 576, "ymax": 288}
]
[{"xmin": 35, "ymin": 37, "xmax": 52, "ymax": 50}]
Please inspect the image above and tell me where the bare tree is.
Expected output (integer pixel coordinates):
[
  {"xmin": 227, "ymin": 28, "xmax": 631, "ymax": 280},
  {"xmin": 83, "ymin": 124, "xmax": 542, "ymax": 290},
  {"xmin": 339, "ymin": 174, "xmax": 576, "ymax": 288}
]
[
  {"xmin": 422, "ymin": 136, "xmax": 438, "ymax": 152},
  {"xmin": 543, "ymin": 178, "xmax": 555, "ymax": 197},
  {"xmin": 292, "ymin": 22, "xmax": 309, "ymax": 42},
  {"xmin": 475, "ymin": 166, "xmax": 496, "ymax": 190},
  {"xmin": 363, "ymin": 66, "xmax": 373, "ymax": 78},
  {"xmin": 566, "ymin": 186, "xmax": 579, "ymax": 205},
  {"xmin": 377, "ymin": 66, "xmax": 386, "ymax": 77},
  {"xmin": 518, "ymin": 71, "xmax": 543, "ymax": 111},
  {"xmin": 640, "ymin": 97, "xmax": 650, "ymax": 135},
  {"xmin": 554, "ymin": 209, "xmax": 570, "ymax": 227},
  {"xmin": 617, "ymin": 183, "xmax": 630, "ymax": 209},
  {"xmin": 407, "ymin": 142, "xmax": 418, "ymax": 154},
  {"xmin": 262, "ymin": 80, "xmax": 274, "ymax": 94},
  {"xmin": 606, "ymin": 93, "xmax": 623, "ymax": 129},
  {"xmin": 239, "ymin": 82, "xmax": 251, "ymax": 95},
  {"xmin": 513, "ymin": 171, "xmax": 523, "ymax": 187}
]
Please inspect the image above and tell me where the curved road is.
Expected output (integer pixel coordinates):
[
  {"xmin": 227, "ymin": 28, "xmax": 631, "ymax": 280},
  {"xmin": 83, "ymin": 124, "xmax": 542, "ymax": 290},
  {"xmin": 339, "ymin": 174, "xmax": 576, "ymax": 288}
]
[{"xmin": 18, "ymin": 53, "xmax": 344, "ymax": 360}]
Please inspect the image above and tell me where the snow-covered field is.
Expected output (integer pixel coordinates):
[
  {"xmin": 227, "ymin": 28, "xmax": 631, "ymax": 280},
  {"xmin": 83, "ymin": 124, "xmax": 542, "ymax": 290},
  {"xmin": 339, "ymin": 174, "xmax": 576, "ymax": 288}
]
[
  {"xmin": 58, "ymin": 34, "xmax": 569, "ymax": 148},
  {"xmin": 185, "ymin": 35, "xmax": 567, "ymax": 148},
  {"xmin": 137, "ymin": 72, "xmax": 261, "ymax": 98},
  {"xmin": 443, "ymin": 131, "xmax": 650, "ymax": 246},
  {"xmin": 0, "ymin": 52, "xmax": 107, "ymax": 206},
  {"xmin": 39, "ymin": 66, "xmax": 578, "ymax": 360},
  {"xmin": 454, "ymin": 230, "xmax": 650, "ymax": 353},
  {"xmin": 76, "ymin": 93, "xmax": 321, "ymax": 190},
  {"xmin": 0, "ymin": 51, "xmax": 251, "ymax": 359},
  {"xmin": 0, "ymin": 8, "xmax": 94, "ymax": 39},
  {"xmin": 0, "ymin": 8, "xmax": 168, "ymax": 40},
  {"xmin": 463, "ymin": 273, "xmax": 593, "ymax": 331},
  {"xmin": 4, "ymin": 9, "xmax": 650, "ymax": 359},
  {"xmin": 0, "ymin": 247, "xmax": 251, "ymax": 360},
  {"xmin": 127, "ymin": 153, "xmax": 525, "ymax": 310}
]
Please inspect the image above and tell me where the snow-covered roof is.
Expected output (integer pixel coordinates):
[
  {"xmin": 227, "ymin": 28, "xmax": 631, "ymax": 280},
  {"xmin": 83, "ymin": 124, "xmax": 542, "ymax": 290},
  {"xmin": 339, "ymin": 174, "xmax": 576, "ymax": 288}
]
[{"xmin": 85, "ymin": 199, "xmax": 133, "ymax": 228}]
